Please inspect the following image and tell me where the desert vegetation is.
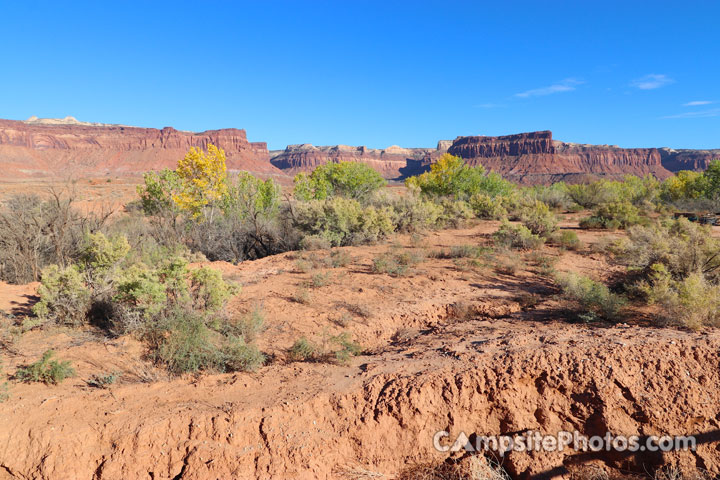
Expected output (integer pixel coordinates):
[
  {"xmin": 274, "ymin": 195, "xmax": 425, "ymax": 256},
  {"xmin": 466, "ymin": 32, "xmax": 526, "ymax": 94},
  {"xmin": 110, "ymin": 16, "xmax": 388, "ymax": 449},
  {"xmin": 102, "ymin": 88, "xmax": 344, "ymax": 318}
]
[{"xmin": 2, "ymin": 146, "xmax": 720, "ymax": 478}]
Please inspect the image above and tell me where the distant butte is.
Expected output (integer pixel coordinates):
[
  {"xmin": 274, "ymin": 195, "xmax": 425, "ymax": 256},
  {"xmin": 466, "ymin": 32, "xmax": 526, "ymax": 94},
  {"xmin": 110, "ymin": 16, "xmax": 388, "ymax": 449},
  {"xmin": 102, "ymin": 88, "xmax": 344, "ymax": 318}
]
[{"xmin": 0, "ymin": 117, "xmax": 718, "ymax": 184}]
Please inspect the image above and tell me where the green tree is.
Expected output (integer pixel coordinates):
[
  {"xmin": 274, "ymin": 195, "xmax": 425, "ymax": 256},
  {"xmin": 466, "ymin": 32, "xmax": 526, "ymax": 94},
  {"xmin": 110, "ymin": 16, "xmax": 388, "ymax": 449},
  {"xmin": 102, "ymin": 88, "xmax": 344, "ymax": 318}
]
[
  {"xmin": 405, "ymin": 153, "xmax": 513, "ymax": 199},
  {"xmin": 293, "ymin": 161, "xmax": 386, "ymax": 201}
]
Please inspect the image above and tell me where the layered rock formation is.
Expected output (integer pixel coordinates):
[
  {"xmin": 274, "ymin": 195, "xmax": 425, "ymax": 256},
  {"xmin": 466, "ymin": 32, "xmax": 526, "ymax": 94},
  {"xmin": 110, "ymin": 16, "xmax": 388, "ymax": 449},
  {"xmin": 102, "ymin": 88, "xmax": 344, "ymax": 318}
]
[
  {"xmin": 0, "ymin": 117, "xmax": 717, "ymax": 185},
  {"xmin": 0, "ymin": 118, "xmax": 279, "ymax": 179},
  {"xmin": 659, "ymin": 147, "xmax": 720, "ymax": 172},
  {"xmin": 269, "ymin": 142, "xmax": 450, "ymax": 180},
  {"xmin": 447, "ymin": 131, "xmax": 673, "ymax": 184}
]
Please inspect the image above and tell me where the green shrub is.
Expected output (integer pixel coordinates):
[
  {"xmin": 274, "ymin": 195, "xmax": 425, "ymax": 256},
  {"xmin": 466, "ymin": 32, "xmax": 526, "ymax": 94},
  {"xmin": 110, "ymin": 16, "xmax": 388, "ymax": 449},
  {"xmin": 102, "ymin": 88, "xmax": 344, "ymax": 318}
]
[
  {"xmin": 552, "ymin": 230, "xmax": 582, "ymax": 250},
  {"xmin": 16, "ymin": 350, "xmax": 75, "ymax": 385},
  {"xmin": 446, "ymin": 245, "xmax": 487, "ymax": 259},
  {"xmin": 287, "ymin": 332, "xmax": 361, "ymax": 364},
  {"xmin": 383, "ymin": 194, "xmax": 443, "ymax": 232},
  {"xmin": 372, "ymin": 251, "xmax": 423, "ymax": 276},
  {"xmin": 469, "ymin": 193, "xmax": 507, "ymax": 219},
  {"xmin": 555, "ymin": 272, "xmax": 626, "ymax": 322},
  {"xmin": 518, "ymin": 200, "xmax": 558, "ymax": 237},
  {"xmin": 493, "ymin": 221, "xmax": 544, "ymax": 250},
  {"xmin": 580, "ymin": 201, "xmax": 645, "ymax": 230},
  {"xmin": 221, "ymin": 336, "xmax": 265, "ymax": 372},
  {"xmin": 310, "ymin": 271, "xmax": 332, "ymax": 287},
  {"xmin": 615, "ymin": 218, "xmax": 720, "ymax": 281},
  {"xmin": 189, "ymin": 267, "xmax": 239, "ymax": 313},
  {"xmin": 288, "ymin": 337, "xmax": 318, "ymax": 361},
  {"xmin": 86, "ymin": 371, "xmax": 120, "ymax": 389},
  {"xmin": 331, "ymin": 332, "xmax": 362, "ymax": 365},
  {"xmin": 406, "ymin": 153, "xmax": 514, "ymax": 199},
  {"xmin": 294, "ymin": 197, "xmax": 394, "ymax": 246},
  {"xmin": 32, "ymin": 265, "xmax": 91, "ymax": 326},
  {"xmin": 437, "ymin": 199, "xmax": 474, "ymax": 228},
  {"xmin": 148, "ymin": 310, "xmax": 222, "ymax": 374},
  {"xmin": 530, "ymin": 184, "xmax": 574, "ymax": 211},
  {"xmin": 637, "ymin": 263, "xmax": 720, "ymax": 329},
  {"xmin": 294, "ymin": 161, "xmax": 386, "ymax": 201}
]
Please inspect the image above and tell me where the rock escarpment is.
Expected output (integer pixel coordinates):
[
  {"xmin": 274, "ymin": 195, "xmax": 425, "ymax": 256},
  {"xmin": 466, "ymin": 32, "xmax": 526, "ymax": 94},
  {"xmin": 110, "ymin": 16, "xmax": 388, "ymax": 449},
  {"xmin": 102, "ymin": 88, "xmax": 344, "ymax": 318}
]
[
  {"xmin": 0, "ymin": 117, "xmax": 717, "ymax": 184},
  {"xmin": 269, "ymin": 142, "xmax": 451, "ymax": 180},
  {"xmin": 0, "ymin": 118, "xmax": 278, "ymax": 179},
  {"xmin": 447, "ymin": 131, "xmax": 673, "ymax": 184}
]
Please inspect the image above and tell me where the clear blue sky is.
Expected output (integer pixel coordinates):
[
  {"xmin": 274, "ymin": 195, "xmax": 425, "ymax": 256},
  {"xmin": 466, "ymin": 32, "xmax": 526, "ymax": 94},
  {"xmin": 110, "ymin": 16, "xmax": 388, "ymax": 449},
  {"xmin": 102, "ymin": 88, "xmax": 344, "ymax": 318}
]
[{"xmin": 1, "ymin": 1, "xmax": 718, "ymax": 150}]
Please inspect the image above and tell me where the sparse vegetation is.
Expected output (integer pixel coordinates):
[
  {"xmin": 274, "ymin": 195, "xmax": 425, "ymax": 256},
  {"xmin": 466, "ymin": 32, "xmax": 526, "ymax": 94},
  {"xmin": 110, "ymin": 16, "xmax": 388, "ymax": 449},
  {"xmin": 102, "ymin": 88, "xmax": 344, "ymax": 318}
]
[
  {"xmin": 287, "ymin": 331, "xmax": 361, "ymax": 364},
  {"xmin": 16, "ymin": 350, "xmax": 75, "ymax": 385},
  {"xmin": 371, "ymin": 250, "xmax": 423, "ymax": 276},
  {"xmin": 493, "ymin": 221, "xmax": 544, "ymax": 250},
  {"xmin": 555, "ymin": 272, "xmax": 626, "ymax": 322}
]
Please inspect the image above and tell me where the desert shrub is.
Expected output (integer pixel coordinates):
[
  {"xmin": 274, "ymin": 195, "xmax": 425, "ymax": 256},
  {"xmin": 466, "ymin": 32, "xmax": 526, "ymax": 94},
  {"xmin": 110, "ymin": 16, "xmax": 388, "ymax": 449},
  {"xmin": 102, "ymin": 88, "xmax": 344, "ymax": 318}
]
[
  {"xmin": 518, "ymin": 200, "xmax": 558, "ymax": 237},
  {"xmin": 0, "ymin": 361, "xmax": 9, "ymax": 402},
  {"xmin": 329, "ymin": 249, "xmax": 352, "ymax": 267},
  {"xmin": 293, "ymin": 161, "xmax": 386, "ymax": 201},
  {"xmin": 220, "ymin": 336, "xmax": 265, "ymax": 372},
  {"xmin": 292, "ymin": 286, "xmax": 312, "ymax": 304},
  {"xmin": 437, "ymin": 199, "xmax": 474, "ymax": 227},
  {"xmin": 189, "ymin": 267, "xmax": 239, "ymax": 313},
  {"xmin": 579, "ymin": 201, "xmax": 645, "ymax": 230},
  {"xmin": 493, "ymin": 221, "xmax": 544, "ymax": 250},
  {"xmin": 288, "ymin": 338, "xmax": 317, "ymax": 361},
  {"xmin": 446, "ymin": 245, "xmax": 487, "ymax": 259},
  {"xmin": 32, "ymin": 265, "xmax": 92, "ymax": 326},
  {"xmin": 287, "ymin": 332, "xmax": 360, "ymax": 364},
  {"xmin": 309, "ymin": 271, "xmax": 332, "ymax": 287},
  {"xmin": 614, "ymin": 218, "xmax": 720, "ymax": 282},
  {"xmin": 86, "ymin": 371, "xmax": 120, "ymax": 389},
  {"xmin": 0, "ymin": 191, "xmax": 110, "ymax": 284},
  {"xmin": 638, "ymin": 264, "xmax": 720, "ymax": 329},
  {"xmin": 566, "ymin": 182, "xmax": 617, "ymax": 208},
  {"xmin": 493, "ymin": 254, "xmax": 523, "ymax": 275},
  {"xmin": 183, "ymin": 204, "xmax": 299, "ymax": 263},
  {"xmin": 529, "ymin": 183, "xmax": 574, "ymax": 211},
  {"xmin": 331, "ymin": 331, "xmax": 362, "ymax": 364},
  {"xmin": 382, "ymin": 194, "xmax": 443, "ymax": 232},
  {"xmin": 224, "ymin": 307, "xmax": 265, "ymax": 343},
  {"xmin": 294, "ymin": 197, "xmax": 394, "ymax": 246},
  {"xmin": 146, "ymin": 309, "xmax": 222, "ymax": 374},
  {"xmin": 298, "ymin": 235, "xmax": 332, "ymax": 251},
  {"xmin": 406, "ymin": 153, "xmax": 514, "ymax": 199},
  {"xmin": 552, "ymin": 230, "xmax": 582, "ymax": 250},
  {"xmin": 555, "ymin": 272, "xmax": 626, "ymax": 322},
  {"xmin": 469, "ymin": 193, "xmax": 508, "ymax": 219},
  {"xmin": 372, "ymin": 250, "xmax": 423, "ymax": 276},
  {"xmin": 15, "ymin": 350, "xmax": 75, "ymax": 385}
]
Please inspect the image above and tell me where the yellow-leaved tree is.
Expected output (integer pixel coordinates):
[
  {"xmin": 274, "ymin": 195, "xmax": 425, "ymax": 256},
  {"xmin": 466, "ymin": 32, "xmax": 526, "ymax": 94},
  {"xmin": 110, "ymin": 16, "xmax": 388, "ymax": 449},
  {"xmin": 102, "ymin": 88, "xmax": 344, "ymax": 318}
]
[{"xmin": 173, "ymin": 144, "xmax": 229, "ymax": 220}]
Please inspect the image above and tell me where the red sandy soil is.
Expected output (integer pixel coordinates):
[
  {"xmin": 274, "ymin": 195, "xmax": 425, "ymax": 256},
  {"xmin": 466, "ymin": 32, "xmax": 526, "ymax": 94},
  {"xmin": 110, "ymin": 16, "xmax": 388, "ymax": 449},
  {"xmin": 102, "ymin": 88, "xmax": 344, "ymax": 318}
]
[{"xmin": 1, "ymin": 220, "xmax": 720, "ymax": 479}]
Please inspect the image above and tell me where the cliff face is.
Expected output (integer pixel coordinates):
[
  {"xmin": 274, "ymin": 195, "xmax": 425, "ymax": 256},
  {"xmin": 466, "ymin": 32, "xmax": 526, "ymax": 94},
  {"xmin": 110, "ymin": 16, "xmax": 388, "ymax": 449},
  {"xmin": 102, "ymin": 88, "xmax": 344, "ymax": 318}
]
[
  {"xmin": 659, "ymin": 148, "xmax": 720, "ymax": 172},
  {"xmin": 0, "ymin": 119, "xmax": 278, "ymax": 179},
  {"xmin": 269, "ymin": 142, "xmax": 450, "ymax": 180},
  {"xmin": 447, "ymin": 131, "xmax": 673, "ymax": 184},
  {"xmin": 0, "ymin": 118, "xmax": 717, "ymax": 185}
]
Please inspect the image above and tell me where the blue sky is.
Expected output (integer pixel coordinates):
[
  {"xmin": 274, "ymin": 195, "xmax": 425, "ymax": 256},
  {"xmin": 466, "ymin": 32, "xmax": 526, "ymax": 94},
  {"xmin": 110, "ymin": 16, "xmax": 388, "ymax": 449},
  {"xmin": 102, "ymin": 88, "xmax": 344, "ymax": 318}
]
[{"xmin": 1, "ymin": 1, "xmax": 718, "ymax": 150}]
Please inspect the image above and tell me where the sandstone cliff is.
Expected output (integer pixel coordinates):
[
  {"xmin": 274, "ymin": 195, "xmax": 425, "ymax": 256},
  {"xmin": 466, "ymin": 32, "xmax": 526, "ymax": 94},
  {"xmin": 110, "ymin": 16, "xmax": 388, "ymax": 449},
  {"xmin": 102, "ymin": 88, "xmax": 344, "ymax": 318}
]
[
  {"xmin": 269, "ymin": 141, "xmax": 451, "ymax": 180},
  {"xmin": 0, "ymin": 118, "xmax": 279, "ymax": 179},
  {"xmin": 447, "ymin": 131, "xmax": 673, "ymax": 184},
  {"xmin": 0, "ymin": 118, "xmax": 717, "ymax": 185}
]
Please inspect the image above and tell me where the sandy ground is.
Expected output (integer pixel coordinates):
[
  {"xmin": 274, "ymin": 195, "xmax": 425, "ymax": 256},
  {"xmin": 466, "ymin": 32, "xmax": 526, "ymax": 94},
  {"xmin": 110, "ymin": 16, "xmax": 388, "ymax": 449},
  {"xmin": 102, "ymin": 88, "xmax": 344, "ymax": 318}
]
[{"xmin": 1, "ymin": 212, "xmax": 720, "ymax": 479}]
